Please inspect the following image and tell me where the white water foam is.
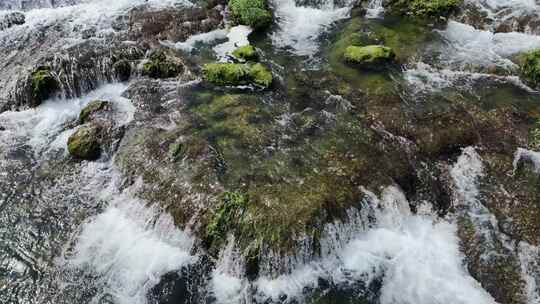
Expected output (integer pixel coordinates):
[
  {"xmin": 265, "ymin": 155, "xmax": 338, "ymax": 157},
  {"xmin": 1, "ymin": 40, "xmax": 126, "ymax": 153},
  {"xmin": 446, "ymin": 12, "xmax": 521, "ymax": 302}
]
[
  {"xmin": 513, "ymin": 147, "xmax": 540, "ymax": 173},
  {"xmin": 404, "ymin": 61, "xmax": 535, "ymax": 94},
  {"xmin": 210, "ymin": 236, "xmax": 249, "ymax": 304},
  {"xmin": 0, "ymin": 83, "xmax": 130, "ymax": 156},
  {"xmin": 519, "ymin": 242, "xmax": 540, "ymax": 304},
  {"xmin": 213, "ymin": 25, "xmax": 253, "ymax": 60},
  {"xmin": 0, "ymin": 0, "xmax": 191, "ymax": 40},
  {"xmin": 466, "ymin": 0, "xmax": 540, "ymax": 28},
  {"xmin": 270, "ymin": 0, "xmax": 352, "ymax": 56},
  {"xmin": 65, "ymin": 184, "xmax": 195, "ymax": 304},
  {"xmin": 252, "ymin": 186, "xmax": 495, "ymax": 304},
  {"xmin": 438, "ymin": 21, "xmax": 540, "ymax": 71},
  {"xmin": 365, "ymin": 0, "xmax": 384, "ymax": 18},
  {"xmin": 173, "ymin": 28, "xmax": 228, "ymax": 53}
]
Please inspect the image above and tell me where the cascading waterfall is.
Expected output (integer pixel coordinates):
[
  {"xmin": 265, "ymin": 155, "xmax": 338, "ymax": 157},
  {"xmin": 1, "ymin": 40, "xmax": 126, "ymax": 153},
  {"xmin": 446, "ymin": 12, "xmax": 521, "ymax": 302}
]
[{"xmin": 2, "ymin": 0, "xmax": 540, "ymax": 303}]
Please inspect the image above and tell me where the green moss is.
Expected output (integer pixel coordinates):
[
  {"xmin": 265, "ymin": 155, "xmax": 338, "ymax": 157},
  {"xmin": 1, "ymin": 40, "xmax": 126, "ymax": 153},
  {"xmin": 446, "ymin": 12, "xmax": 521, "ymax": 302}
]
[
  {"xmin": 529, "ymin": 118, "xmax": 540, "ymax": 152},
  {"xmin": 79, "ymin": 100, "xmax": 109, "ymax": 124},
  {"xmin": 202, "ymin": 63, "xmax": 251, "ymax": 86},
  {"xmin": 30, "ymin": 66, "xmax": 58, "ymax": 106},
  {"xmin": 343, "ymin": 45, "xmax": 396, "ymax": 66},
  {"xmin": 202, "ymin": 63, "xmax": 273, "ymax": 88},
  {"xmin": 206, "ymin": 191, "xmax": 249, "ymax": 243},
  {"xmin": 520, "ymin": 49, "xmax": 540, "ymax": 88},
  {"xmin": 248, "ymin": 63, "xmax": 273, "ymax": 87},
  {"xmin": 229, "ymin": 0, "xmax": 272, "ymax": 29},
  {"xmin": 67, "ymin": 124, "xmax": 101, "ymax": 160},
  {"xmin": 113, "ymin": 59, "xmax": 132, "ymax": 81},
  {"xmin": 142, "ymin": 51, "xmax": 183, "ymax": 79},
  {"xmin": 385, "ymin": 0, "xmax": 463, "ymax": 19},
  {"xmin": 232, "ymin": 45, "xmax": 258, "ymax": 62}
]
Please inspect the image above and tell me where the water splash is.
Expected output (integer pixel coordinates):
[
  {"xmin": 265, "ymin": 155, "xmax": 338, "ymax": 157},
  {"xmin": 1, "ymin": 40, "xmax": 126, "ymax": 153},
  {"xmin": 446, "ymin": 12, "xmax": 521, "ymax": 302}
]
[
  {"xmin": 63, "ymin": 181, "xmax": 196, "ymax": 304},
  {"xmin": 251, "ymin": 186, "xmax": 495, "ymax": 304},
  {"xmin": 270, "ymin": 0, "xmax": 353, "ymax": 56}
]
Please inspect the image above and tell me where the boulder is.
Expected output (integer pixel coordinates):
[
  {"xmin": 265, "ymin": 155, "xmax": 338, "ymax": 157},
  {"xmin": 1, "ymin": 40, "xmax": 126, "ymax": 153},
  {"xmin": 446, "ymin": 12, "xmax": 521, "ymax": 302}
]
[
  {"xmin": 202, "ymin": 63, "xmax": 273, "ymax": 88},
  {"xmin": 79, "ymin": 100, "xmax": 110, "ymax": 124},
  {"xmin": 67, "ymin": 124, "xmax": 101, "ymax": 160},
  {"xmin": 232, "ymin": 45, "xmax": 258, "ymax": 62},
  {"xmin": 343, "ymin": 45, "xmax": 396, "ymax": 67},
  {"xmin": 30, "ymin": 66, "xmax": 58, "ymax": 106},
  {"xmin": 385, "ymin": 0, "xmax": 463, "ymax": 19}
]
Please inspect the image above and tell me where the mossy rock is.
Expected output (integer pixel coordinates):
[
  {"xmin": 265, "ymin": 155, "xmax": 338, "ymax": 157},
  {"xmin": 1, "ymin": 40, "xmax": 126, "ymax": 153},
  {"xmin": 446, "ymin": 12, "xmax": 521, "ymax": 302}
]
[
  {"xmin": 113, "ymin": 59, "xmax": 132, "ymax": 81},
  {"xmin": 232, "ymin": 45, "xmax": 258, "ymax": 62},
  {"xmin": 67, "ymin": 124, "xmax": 101, "ymax": 160},
  {"xmin": 202, "ymin": 63, "xmax": 273, "ymax": 88},
  {"xmin": 229, "ymin": 0, "xmax": 272, "ymax": 29},
  {"xmin": 79, "ymin": 100, "xmax": 110, "ymax": 124},
  {"xmin": 520, "ymin": 49, "xmax": 540, "ymax": 88},
  {"xmin": 142, "ymin": 51, "xmax": 184, "ymax": 79},
  {"xmin": 344, "ymin": 45, "xmax": 396, "ymax": 67},
  {"xmin": 385, "ymin": 0, "xmax": 463, "ymax": 19},
  {"xmin": 30, "ymin": 66, "xmax": 58, "ymax": 106}
]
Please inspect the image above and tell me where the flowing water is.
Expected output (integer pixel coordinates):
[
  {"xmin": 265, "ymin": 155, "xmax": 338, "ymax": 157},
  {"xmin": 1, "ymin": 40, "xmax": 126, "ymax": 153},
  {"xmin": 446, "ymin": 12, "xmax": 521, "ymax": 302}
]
[{"xmin": 1, "ymin": 0, "xmax": 540, "ymax": 303}]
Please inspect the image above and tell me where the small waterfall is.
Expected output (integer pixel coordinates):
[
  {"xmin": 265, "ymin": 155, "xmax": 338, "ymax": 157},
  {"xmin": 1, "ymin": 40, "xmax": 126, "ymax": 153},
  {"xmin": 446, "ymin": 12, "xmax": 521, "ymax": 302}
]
[
  {"xmin": 365, "ymin": 0, "xmax": 384, "ymax": 18},
  {"xmin": 252, "ymin": 186, "xmax": 495, "ymax": 304},
  {"xmin": 270, "ymin": 0, "xmax": 354, "ymax": 56},
  {"xmin": 63, "ymin": 187, "xmax": 196, "ymax": 304}
]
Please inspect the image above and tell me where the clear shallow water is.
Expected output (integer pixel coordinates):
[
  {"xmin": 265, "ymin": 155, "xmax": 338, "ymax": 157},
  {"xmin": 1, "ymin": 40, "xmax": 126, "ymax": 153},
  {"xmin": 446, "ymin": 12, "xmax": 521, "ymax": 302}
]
[{"xmin": 1, "ymin": 0, "xmax": 540, "ymax": 303}]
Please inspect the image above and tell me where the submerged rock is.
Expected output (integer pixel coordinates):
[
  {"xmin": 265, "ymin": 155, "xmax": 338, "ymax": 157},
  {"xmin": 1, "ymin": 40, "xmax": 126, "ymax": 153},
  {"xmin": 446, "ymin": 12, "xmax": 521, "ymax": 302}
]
[
  {"xmin": 0, "ymin": 11, "xmax": 25, "ymax": 31},
  {"xmin": 232, "ymin": 45, "xmax": 258, "ymax": 62},
  {"xmin": 202, "ymin": 63, "xmax": 272, "ymax": 88},
  {"xmin": 344, "ymin": 45, "xmax": 396, "ymax": 67},
  {"xmin": 142, "ymin": 50, "xmax": 184, "ymax": 79},
  {"xmin": 520, "ymin": 49, "xmax": 540, "ymax": 88},
  {"xmin": 385, "ymin": 0, "xmax": 462, "ymax": 19},
  {"xmin": 229, "ymin": 0, "xmax": 272, "ymax": 29},
  {"xmin": 30, "ymin": 66, "xmax": 58, "ymax": 106},
  {"xmin": 67, "ymin": 124, "xmax": 101, "ymax": 160}
]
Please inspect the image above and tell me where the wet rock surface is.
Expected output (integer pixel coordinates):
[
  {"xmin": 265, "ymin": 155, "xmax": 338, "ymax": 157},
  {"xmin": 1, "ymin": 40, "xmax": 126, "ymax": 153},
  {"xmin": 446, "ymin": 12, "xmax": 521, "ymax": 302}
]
[{"xmin": 1, "ymin": 0, "xmax": 540, "ymax": 304}]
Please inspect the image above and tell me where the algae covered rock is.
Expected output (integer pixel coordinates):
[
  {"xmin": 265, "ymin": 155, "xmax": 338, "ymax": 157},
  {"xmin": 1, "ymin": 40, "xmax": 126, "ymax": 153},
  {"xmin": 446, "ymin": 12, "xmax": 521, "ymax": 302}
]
[
  {"xmin": 67, "ymin": 124, "xmax": 101, "ymax": 160},
  {"xmin": 79, "ymin": 100, "xmax": 110, "ymax": 124},
  {"xmin": 142, "ymin": 51, "xmax": 184, "ymax": 79},
  {"xmin": 30, "ymin": 66, "xmax": 58, "ymax": 106},
  {"xmin": 232, "ymin": 45, "xmax": 258, "ymax": 62},
  {"xmin": 202, "ymin": 63, "xmax": 273, "ymax": 88},
  {"xmin": 520, "ymin": 49, "xmax": 540, "ymax": 88},
  {"xmin": 229, "ymin": 0, "xmax": 272, "ymax": 29},
  {"xmin": 113, "ymin": 59, "xmax": 132, "ymax": 81},
  {"xmin": 385, "ymin": 0, "xmax": 462, "ymax": 19},
  {"xmin": 344, "ymin": 45, "xmax": 396, "ymax": 67}
]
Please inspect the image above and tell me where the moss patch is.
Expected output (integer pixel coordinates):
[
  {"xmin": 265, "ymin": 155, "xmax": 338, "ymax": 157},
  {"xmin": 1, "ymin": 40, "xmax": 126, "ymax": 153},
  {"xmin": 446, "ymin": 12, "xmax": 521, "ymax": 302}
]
[
  {"xmin": 229, "ymin": 0, "xmax": 272, "ymax": 29},
  {"xmin": 385, "ymin": 0, "xmax": 463, "ymax": 19},
  {"xmin": 67, "ymin": 124, "xmax": 101, "ymax": 160},
  {"xmin": 520, "ymin": 49, "xmax": 540, "ymax": 88},
  {"xmin": 202, "ymin": 63, "xmax": 273, "ymax": 88},
  {"xmin": 142, "ymin": 51, "xmax": 183, "ymax": 79},
  {"xmin": 30, "ymin": 66, "xmax": 58, "ymax": 106},
  {"xmin": 344, "ymin": 45, "xmax": 395, "ymax": 67},
  {"xmin": 232, "ymin": 45, "xmax": 258, "ymax": 62},
  {"xmin": 79, "ymin": 100, "xmax": 110, "ymax": 124}
]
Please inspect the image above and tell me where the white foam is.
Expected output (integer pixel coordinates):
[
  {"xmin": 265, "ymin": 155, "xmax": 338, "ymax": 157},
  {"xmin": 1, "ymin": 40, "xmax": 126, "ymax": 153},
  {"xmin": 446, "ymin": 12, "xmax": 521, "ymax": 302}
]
[
  {"xmin": 365, "ymin": 0, "xmax": 384, "ymax": 18},
  {"xmin": 210, "ymin": 236, "xmax": 249, "ymax": 304},
  {"xmin": 0, "ymin": 83, "xmax": 129, "ymax": 156},
  {"xmin": 66, "ymin": 192, "xmax": 195, "ymax": 304},
  {"xmin": 513, "ymin": 147, "xmax": 540, "ymax": 173},
  {"xmin": 466, "ymin": 0, "xmax": 540, "ymax": 26},
  {"xmin": 518, "ymin": 242, "xmax": 540, "ymax": 304},
  {"xmin": 213, "ymin": 25, "xmax": 252, "ymax": 60},
  {"xmin": 404, "ymin": 62, "xmax": 535, "ymax": 94},
  {"xmin": 174, "ymin": 28, "xmax": 228, "ymax": 53},
  {"xmin": 270, "ymin": 0, "xmax": 352, "ymax": 56},
  {"xmin": 0, "ymin": 0, "xmax": 191, "ymax": 39},
  {"xmin": 254, "ymin": 186, "xmax": 495, "ymax": 304},
  {"xmin": 438, "ymin": 21, "xmax": 540, "ymax": 70}
]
